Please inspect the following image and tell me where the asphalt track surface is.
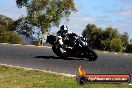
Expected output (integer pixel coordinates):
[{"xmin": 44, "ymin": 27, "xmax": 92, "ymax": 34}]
[{"xmin": 0, "ymin": 44, "xmax": 132, "ymax": 77}]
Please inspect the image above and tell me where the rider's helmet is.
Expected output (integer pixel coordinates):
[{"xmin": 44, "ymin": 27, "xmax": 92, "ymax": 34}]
[
  {"xmin": 58, "ymin": 25, "xmax": 69, "ymax": 37},
  {"xmin": 60, "ymin": 25, "xmax": 68, "ymax": 32}
]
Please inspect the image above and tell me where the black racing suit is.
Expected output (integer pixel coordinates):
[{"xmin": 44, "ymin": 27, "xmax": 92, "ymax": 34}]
[{"xmin": 57, "ymin": 30, "xmax": 77, "ymax": 50}]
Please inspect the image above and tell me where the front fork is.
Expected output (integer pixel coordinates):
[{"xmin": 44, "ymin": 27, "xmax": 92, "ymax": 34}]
[
  {"xmin": 80, "ymin": 46, "xmax": 89, "ymax": 58},
  {"xmin": 55, "ymin": 42, "xmax": 67, "ymax": 54}
]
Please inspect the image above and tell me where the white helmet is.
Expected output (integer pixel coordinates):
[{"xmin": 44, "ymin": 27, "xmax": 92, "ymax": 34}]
[{"xmin": 60, "ymin": 25, "xmax": 68, "ymax": 31}]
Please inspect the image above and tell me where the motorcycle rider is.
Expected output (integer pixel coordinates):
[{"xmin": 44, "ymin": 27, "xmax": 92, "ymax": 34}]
[
  {"xmin": 57, "ymin": 25, "xmax": 73, "ymax": 37},
  {"xmin": 57, "ymin": 25, "xmax": 77, "ymax": 45},
  {"xmin": 56, "ymin": 25, "xmax": 76, "ymax": 55}
]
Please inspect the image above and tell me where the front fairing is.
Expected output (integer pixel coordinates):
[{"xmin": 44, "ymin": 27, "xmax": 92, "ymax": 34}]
[{"xmin": 78, "ymin": 37, "xmax": 88, "ymax": 47}]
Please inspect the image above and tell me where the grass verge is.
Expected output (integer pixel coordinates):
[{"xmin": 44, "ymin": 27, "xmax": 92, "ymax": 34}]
[{"xmin": 0, "ymin": 65, "xmax": 131, "ymax": 88}]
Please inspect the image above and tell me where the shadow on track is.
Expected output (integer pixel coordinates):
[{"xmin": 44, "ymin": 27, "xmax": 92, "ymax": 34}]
[{"xmin": 34, "ymin": 56, "xmax": 84, "ymax": 60}]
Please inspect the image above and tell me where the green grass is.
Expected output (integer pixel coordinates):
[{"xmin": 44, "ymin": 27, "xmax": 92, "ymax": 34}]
[{"xmin": 0, "ymin": 65, "xmax": 131, "ymax": 88}]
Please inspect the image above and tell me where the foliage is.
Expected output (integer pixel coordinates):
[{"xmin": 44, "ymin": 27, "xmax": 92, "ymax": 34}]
[
  {"xmin": 0, "ymin": 30, "xmax": 22, "ymax": 44},
  {"xmin": 0, "ymin": 15, "xmax": 23, "ymax": 44},
  {"xmin": 103, "ymin": 26, "xmax": 120, "ymax": 40},
  {"xmin": 82, "ymin": 24, "xmax": 102, "ymax": 49},
  {"xmin": 0, "ymin": 15, "xmax": 14, "ymax": 31},
  {"xmin": 126, "ymin": 44, "xmax": 132, "ymax": 53},
  {"xmin": 130, "ymin": 39, "xmax": 132, "ymax": 43},
  {"xmin": 110, "ymin": 38, "xmax": 123, "ymax": 52},
  {"xmin": 14, "ymin": 17, "xmax": 35, "ymax": 40},
  {"xmin": 82, "ymin": 24, "xmax": 128, "ymax": 52},
  {"xmin": 100, "ymin": 27, "xmax": 120, "ymax": 51},
  {"xmin": 120, "ymin": 32, "xmax": 129, "ymax": 47}
]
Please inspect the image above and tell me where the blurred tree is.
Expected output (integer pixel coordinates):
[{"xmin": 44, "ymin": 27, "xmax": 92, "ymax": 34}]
[
  {"xmin": 0, "ymin": 30, "xmax": 22, "ymax": 44},
  {"xmin": 0, "ymin": 15, "xmax": 14, "ymax": 31},
  {"xmin": 120, "ymin": 32, "xmax": 129, "ymax": 48},
  {"xmin": 100, "ymin": 40, "xmax": 109, "ymax": 51},
  {"xmin": 82, "ymin": 24, "xmax": 97, "ymax": 38},
  {"xmin": 110, "ymin": 38, "xmax": 123, "ymax": 52},
  {"xmin": 92, "ymin": 28, "xmax": 102, "ymax": 49},
  {"xmin": 82, "ymin": 24, "xmax": 127, "ymax": 52},
  {"xmin": 16, "ymin": 0, "xmax": 76, "ymax": 45},
  {"xmin": 102, "ymin": 26, "xmax": 120, "ymax": 40},
  {"xmin": 100, "ymin": 26, "xmax": 120, "ymax": 51},
  {"xmin": 82, "ymin": 24, "xmax": 102, "ymax": 49},
  {"xmin": 0, "ymin": 15, "xmax": 22, "ymax": 44},
  {"xmin": 130, "ymin": 39, "xmax": 132, "ymax": 43},
  {"xmin": 126, "ymin": 44, "xmax": 132, "ymax": 53},
  {"xmin": 14, "ymin": 17, "xmax": 35, "ymax": 40}
]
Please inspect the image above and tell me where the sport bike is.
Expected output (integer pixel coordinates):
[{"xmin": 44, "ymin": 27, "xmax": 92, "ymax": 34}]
[{"xmin": 46, "ymin": 33, "xmax": 98, "ymax": 61}]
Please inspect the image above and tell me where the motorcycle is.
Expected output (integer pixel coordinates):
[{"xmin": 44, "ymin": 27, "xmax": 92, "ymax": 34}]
[{"xmin": 46, "ymin": 33, "xmax": 98, "ymax": 61}]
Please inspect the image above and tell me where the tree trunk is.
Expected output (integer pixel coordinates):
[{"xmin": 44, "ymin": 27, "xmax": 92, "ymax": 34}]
[
  {"xmin": 41, "ymin": 32, "xmax": 46, "ymax": 46},
  {"xmin": 40, "ymin": 26, "xmax": 48, "ymax": 46}
]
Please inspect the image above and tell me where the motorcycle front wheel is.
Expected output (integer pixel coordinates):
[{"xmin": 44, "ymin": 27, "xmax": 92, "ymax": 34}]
[{"xmin": 85, "ymin": 47, "xmax": 98, "ymax": 61}]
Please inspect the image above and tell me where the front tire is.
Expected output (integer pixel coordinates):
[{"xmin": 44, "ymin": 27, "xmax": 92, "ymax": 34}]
[{"xmin": 85, "ymin": 47, "xmax": 98, "ymax": 61}]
